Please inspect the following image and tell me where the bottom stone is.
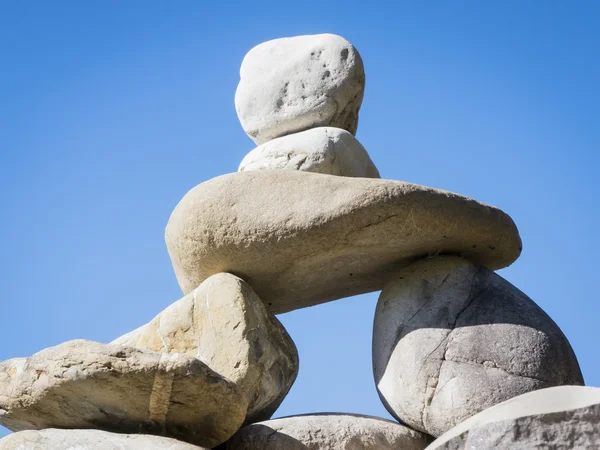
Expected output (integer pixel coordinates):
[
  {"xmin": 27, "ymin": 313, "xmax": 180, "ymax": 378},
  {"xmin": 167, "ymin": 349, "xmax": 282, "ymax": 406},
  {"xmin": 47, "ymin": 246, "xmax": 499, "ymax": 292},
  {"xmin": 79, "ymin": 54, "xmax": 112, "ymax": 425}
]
[
  {"xmin": 426, "ymin": 385, "xmax": 600, "ymax": 449},
  {"xmin": 218, "ymin": 413, "xmax": 431, "ymax": 449},
  {"xmin": 0, "ymin": 428, "xmax": 208, "ymax": 449}
]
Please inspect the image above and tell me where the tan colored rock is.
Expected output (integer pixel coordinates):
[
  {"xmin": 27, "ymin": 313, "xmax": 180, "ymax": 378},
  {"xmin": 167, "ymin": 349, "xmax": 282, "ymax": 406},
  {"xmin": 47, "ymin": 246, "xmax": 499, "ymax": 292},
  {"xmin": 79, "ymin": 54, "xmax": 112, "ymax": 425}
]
[
  {"xmin": 0, "ymin": 429, "xmax": 207, "ymax": 449},
  {"xmin": 112, "ymin": 273, "xmax": 299, "ymax": 424},
  {"xmin": 373, "ymin": 256, "xmax": 583, "ymax": 437},
  {"xmin": 165, "ymin": 170, "xmax": 522, "ymax": 314},
  {"xmin": 0, "ymin": 340, "xmax": 247, "ymax": 448},
  {"xmin": 219, "ymin": 414, "xmax": 431, "ymax": 450}
]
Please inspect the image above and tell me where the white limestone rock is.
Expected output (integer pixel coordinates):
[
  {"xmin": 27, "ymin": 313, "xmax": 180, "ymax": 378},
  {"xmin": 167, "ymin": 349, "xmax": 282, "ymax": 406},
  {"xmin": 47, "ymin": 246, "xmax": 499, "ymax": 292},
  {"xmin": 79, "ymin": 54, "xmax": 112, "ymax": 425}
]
[
  {"xmin": 235, "ymin": 34, "xmax": 365, "ymax": 144},
  {"xmin": 238, "ymin": 127, "xmax": 379, "ymax": 177}
]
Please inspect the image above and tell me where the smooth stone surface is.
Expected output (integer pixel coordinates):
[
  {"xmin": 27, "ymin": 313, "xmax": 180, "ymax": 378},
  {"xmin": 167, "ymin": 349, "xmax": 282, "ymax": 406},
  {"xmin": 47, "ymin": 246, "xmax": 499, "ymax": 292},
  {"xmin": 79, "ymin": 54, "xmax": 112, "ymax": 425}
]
[
  {"xmin": 238, "ymin": 127, "xmax": 380, "ymax": 178},
  {"xmin": 373, "ymin": 256, "xmax": 584, "ymax": 437},
  {"xmin": 165, "ymin": 170, "xmax": 522, "ymax": 314},
  {"xmin": 235, "ymin": 34, "xmax": 365, "ymax": 144},
  {"xmin": 113, "ymin": 272, "xmax": 299, "ymax": 424},
  {"xmin": 219, "ymin": 414, "xmax": 431, "ymax": 450},
  {"xmin": 427, "ymin": 386, "xmax": 600, "ymax": 449},
  {"xmin": 0, "ymin": 340, "xmax": 247, "ymax": 448},
  {"xmin": 0, "ymin": 429, "xmax": 207, "ymax": 449}
]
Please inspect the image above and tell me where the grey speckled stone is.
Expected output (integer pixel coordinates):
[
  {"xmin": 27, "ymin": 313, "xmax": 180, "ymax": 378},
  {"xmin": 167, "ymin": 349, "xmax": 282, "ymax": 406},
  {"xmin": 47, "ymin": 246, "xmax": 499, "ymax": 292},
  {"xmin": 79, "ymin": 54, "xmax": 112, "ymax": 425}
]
[
  {"xmin": 426, "ymin": 386, "xmax": 600, "ymax": 449},
  {"xmin": 219, "ymin": 414, "xmax": 431, "ymax": 450},
  {"xmin": 373, "ymin": 256, "xmax": 583, "ymax": 437}
]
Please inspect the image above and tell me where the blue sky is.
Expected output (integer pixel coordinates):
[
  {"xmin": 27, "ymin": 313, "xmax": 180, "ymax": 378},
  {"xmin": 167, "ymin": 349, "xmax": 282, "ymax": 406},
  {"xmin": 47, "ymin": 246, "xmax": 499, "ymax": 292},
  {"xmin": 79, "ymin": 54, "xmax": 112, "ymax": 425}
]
[{"xmin": 1, "ymin": 1, "xmax": 598, "ymax": 439}]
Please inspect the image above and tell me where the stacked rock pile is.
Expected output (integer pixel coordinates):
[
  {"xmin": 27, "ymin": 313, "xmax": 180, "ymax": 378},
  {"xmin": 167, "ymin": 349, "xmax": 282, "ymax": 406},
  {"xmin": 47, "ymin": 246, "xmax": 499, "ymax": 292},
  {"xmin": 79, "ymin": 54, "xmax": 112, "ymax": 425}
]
[{"xmin": 0, "ymin": 33, "xmax": 597, "ymax": 449}]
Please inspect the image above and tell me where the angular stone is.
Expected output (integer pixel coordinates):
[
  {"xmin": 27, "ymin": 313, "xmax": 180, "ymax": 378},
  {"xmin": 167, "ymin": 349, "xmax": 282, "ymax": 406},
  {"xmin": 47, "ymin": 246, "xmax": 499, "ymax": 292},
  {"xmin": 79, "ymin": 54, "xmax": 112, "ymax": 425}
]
[
  {"xmin": 373, "ymin": 256, "xmax": 583, "ymax": 437},
  {"xmin": 0, "ymin": 429, "xmax": 207, "ymax": 449},
  {"xmin": 427, "ymin": 386, "xmax": 600, "ymax": 449},
  {"xmin": 165, "ymin": 170, "xmax": 522, "ymax": 314},
  {"xmin": 235, "ymin": 34, "xmax": 365, "ymax": 144},
  {"xmin": 238, "ymin": 127, "xmax": 379, "ymax": 178},
  {"xmin": 0, "ymin": 340, "xmax": 247, "ymax": 448},
  {"xmin": 219, "ymin": 414, "xmax": 431, "ymax": 450},
  {"xmin": 112, "ymin": 273, "xmax": 299, "ymax": 424}
]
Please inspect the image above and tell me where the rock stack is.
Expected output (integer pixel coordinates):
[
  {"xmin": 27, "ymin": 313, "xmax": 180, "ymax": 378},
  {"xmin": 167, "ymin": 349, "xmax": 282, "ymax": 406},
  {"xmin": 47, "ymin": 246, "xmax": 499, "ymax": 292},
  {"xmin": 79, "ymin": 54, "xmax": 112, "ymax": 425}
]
[{"xmin": 0, "ymin": 33, "xmax": 596, "ymax": 449}]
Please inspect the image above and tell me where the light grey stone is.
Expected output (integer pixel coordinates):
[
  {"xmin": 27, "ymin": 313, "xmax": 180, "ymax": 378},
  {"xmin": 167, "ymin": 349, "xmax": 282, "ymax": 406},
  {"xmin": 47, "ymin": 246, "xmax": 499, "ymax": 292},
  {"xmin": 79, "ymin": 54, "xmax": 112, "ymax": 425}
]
[
  {"xmin": 235, "ymin": 34, "xmax": 365, "ymax": 144},
  {"xmin": 219, "ymin": 413, "xmax": 431, "ymax": 450},
  {"xmin": 373, "ymin": 256, "xmax": 584, "ymax": 437},
  {"xmin": 112, "ymin": 272, "xmax": 299, "ymax": 424},
  {"xmin": 238, "ymin": 127, "xmax": 379, "ymax": 178},
  {"xmin": 0, "ymin": 428, "xmax": 207, "ymax": 449},
  {"xmin": 165, "ymin": 170, "xmax": 522, "ymax": 314},
  {"xmin": 0, "ymin": 340, "xmax": 247, "ymax": 448},
  {"xmin": 426, "ymin": 386, "xmax": 600, "ymax": 449}
]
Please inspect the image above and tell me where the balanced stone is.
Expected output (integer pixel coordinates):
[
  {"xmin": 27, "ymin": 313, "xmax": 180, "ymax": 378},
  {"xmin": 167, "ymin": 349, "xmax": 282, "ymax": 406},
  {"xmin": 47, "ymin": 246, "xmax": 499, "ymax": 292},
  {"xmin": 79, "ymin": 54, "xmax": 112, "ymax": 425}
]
[
  {"xmin": 373, "ymin": 256, "xmax": 583, "ymax": 437},
  {"xmin": 238, "ymin": 127, "xmax": 380, "ymax": 178},
  {"xmin": 165, "ymin": 170, "xmax": 522, "ymax": 314},
  {"xmin": 427, "ymin": 386, "xmax": 600, "ymax": 449},
  {"xmin": 0, "ymin": 340, "xmax": 247, "ymax": 448},
  {"xmin": 113, "ymin": 272, "xmax": 299, "ymax": 424},
  {"xmin": 235, "ymin": 34, "xmax": 365, "ymax": 144},
  {"xmin": 219, "ymin": 414, "xmax": 431, "ymax": 450},
  {"xmin": 0, "ymin": 429, "xmax": 207, "ymax": 450}
]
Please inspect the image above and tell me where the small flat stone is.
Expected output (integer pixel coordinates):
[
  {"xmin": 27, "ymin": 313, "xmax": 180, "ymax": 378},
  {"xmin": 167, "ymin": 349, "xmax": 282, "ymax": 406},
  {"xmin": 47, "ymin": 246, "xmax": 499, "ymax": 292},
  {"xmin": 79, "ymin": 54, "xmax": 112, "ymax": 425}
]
[
  {"xmin": 165, "ymin": 170, "xmax": 522, "ymax": 314},
  {"xmin": 239, "ymin": 127, "xmax": 379, "ymax": 178},
  {"xmin": 0, "ymin": 340, "xmax": 247, "ymax": 448},
  {"xmin": 0, "ymin": 429, "xmax": 207, "ymax": 449},
  {"xmin": 219, "ymin": 413, "xmax": 431, "ymax": 449},
  {"xmin": 113, "ymin": 272, "xmax": 299, "ymax": 424},
  {"xmin": 373, "ymin": 256, "xmax": 584, "ymax": 437},
  {"xmin": 235, "ymin": 34, "xmax": 365, "ymax": 144},
  {"xmin": 426, "ymin": 386, "xmax": 600, "ymax": 449}
]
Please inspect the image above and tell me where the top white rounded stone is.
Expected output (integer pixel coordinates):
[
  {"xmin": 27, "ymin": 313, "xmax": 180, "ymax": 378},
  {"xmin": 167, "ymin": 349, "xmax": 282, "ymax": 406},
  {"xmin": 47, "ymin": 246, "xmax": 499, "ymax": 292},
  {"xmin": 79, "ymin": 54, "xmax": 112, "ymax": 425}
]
[{"xmin": 235, "ymin": 34, "xmax": 365, "ymax": 145}]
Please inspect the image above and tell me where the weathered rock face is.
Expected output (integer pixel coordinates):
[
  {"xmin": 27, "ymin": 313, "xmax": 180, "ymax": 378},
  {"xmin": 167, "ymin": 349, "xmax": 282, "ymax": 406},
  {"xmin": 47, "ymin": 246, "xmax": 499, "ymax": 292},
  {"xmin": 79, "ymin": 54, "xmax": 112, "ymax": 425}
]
[
  {"xmin": 0, "ymin": 340, "xmax": 247, "ymax": 448},
  {"xmin": 219, "ymin": 414, "xmax": 431, "ymax": 450},
  {"xmin": 235, "ymin": 34, "xmax": 365, "ymax": 145},
  {"xmin": 112, "ymin": 272, "xmax": 299, "ymax": 424},
  {"xmin": 165, "ymin": 170, "xmax": 522, "ymax": 314},
  {"xmin": 238, "ymin": 127, "xmax": 380, "ymax": 178},
  {"xmin": 373, "ymin": 256, "xmax": 584, "ymax": 437},
  {"xmin": 0, "ymin": 429, "xmax": 207, "ymax": 450},
  {"xmin": 426, "ymin": 386, "xmax": 600, "ymax": 449}
]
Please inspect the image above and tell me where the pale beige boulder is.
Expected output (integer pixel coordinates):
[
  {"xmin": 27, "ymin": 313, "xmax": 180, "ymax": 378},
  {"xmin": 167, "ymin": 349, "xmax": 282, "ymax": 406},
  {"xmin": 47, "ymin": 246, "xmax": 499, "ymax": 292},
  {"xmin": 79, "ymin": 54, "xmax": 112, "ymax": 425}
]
[
  {"xmin": 112, "ymin": 273, "xmax": 299, "ymax": 424},
  {"xmin": 238, "ymin": 127, "xmax": 379, "ymax": 178},
  {"xmin": 0, "ymin": 429, "xmax": 207, "ymax": 449},
  {"xmin": 427, "ymin": 386, "xmax": 600, "ymax": 449},
  {"xmin": 235, "ymin": 34, "xmax": 365, "ymax": 144},
  {"xmin": 373, "ymin": 256, "xmax": 583, "ymax": 437},
  {"xmin": 219, "ymin": 414, "xmax": 431, "ymax": 450},
  {"xmin": 0, "ymin": 340, "xmax": 247, "ymax": 448},
  {"xmin": 165, "ymin": 170, "xmax": 522, "ymax": 314}
]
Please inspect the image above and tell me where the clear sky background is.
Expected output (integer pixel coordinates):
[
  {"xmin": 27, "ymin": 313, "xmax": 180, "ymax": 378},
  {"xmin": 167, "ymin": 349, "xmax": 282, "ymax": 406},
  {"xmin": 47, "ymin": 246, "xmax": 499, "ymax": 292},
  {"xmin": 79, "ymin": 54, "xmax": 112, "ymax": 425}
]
[{"xmin": 1, "ymin": 1, "xmax": 598, "ymax": 440}]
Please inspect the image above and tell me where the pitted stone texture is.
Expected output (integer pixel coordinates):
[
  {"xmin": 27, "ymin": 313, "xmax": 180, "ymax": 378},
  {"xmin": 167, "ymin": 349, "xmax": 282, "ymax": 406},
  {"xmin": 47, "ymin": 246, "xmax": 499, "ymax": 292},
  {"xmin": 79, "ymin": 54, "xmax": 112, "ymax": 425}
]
[
  {"xmin": 238, "ymin": 127, "xmax": 379, "ymax": 178},
  {"xmin": 219, "ymin": 414, "xmax": 431, "ymax": 450},
  {"xmin": 427, "ymin": 386, "xmax": 600, "ymax": 449},
  {"xmin": 0, "ymin": 340, "xmax": 247, "ymax": 448},
  {"xmin": 112, "ymin": 273, "xmax": 299, "ymax": 424},
  {"xmin": 373, "ymin": 256, "xmax": 583, "ymax": 437},
  {"xmin": 235, "ymin": 34, "xmax": 365, "ymax": 145},
  {"xmin": 0, "ymin": 429, "xmax": 207, "ymax": 449},
  {"xmin": 165, "ymin": 170, "xmax": 522, "ymax": 314}
]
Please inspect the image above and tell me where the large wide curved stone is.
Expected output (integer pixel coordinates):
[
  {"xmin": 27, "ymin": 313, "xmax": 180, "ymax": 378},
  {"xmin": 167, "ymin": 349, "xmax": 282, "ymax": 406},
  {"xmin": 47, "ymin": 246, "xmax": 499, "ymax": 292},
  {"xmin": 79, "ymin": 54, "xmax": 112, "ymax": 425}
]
[
  {"xmin": 239, "ymin": 127, "xmax": 380, "ymax": 178},
  {"xmin": 0, "ymin": 340, "xmax": 247, "ymax": 448},
  {"xmin": 427, "ymin": 386, "xmax": 600, "ymax": 449},
  {"xmin": 0, "ymin": 429, "xmax": 207, "ymax": 450},
  {"xmin": 373, "ymin": 256, "xmax": 583, "ymax": 437},
  {"xmin": 112, "ymin": 273, "xmax": 299, "ymax": 424},
  {"xmin": 235, "ymin": 34, "xmax": 365, "ymax": 145},
  {"xmin": 219, "ymin": 414, "xmax": 431, "ymax": 450},
  {"xmin": 165, "ymin": 170, "xmax": 522, "ymax": 314}
]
